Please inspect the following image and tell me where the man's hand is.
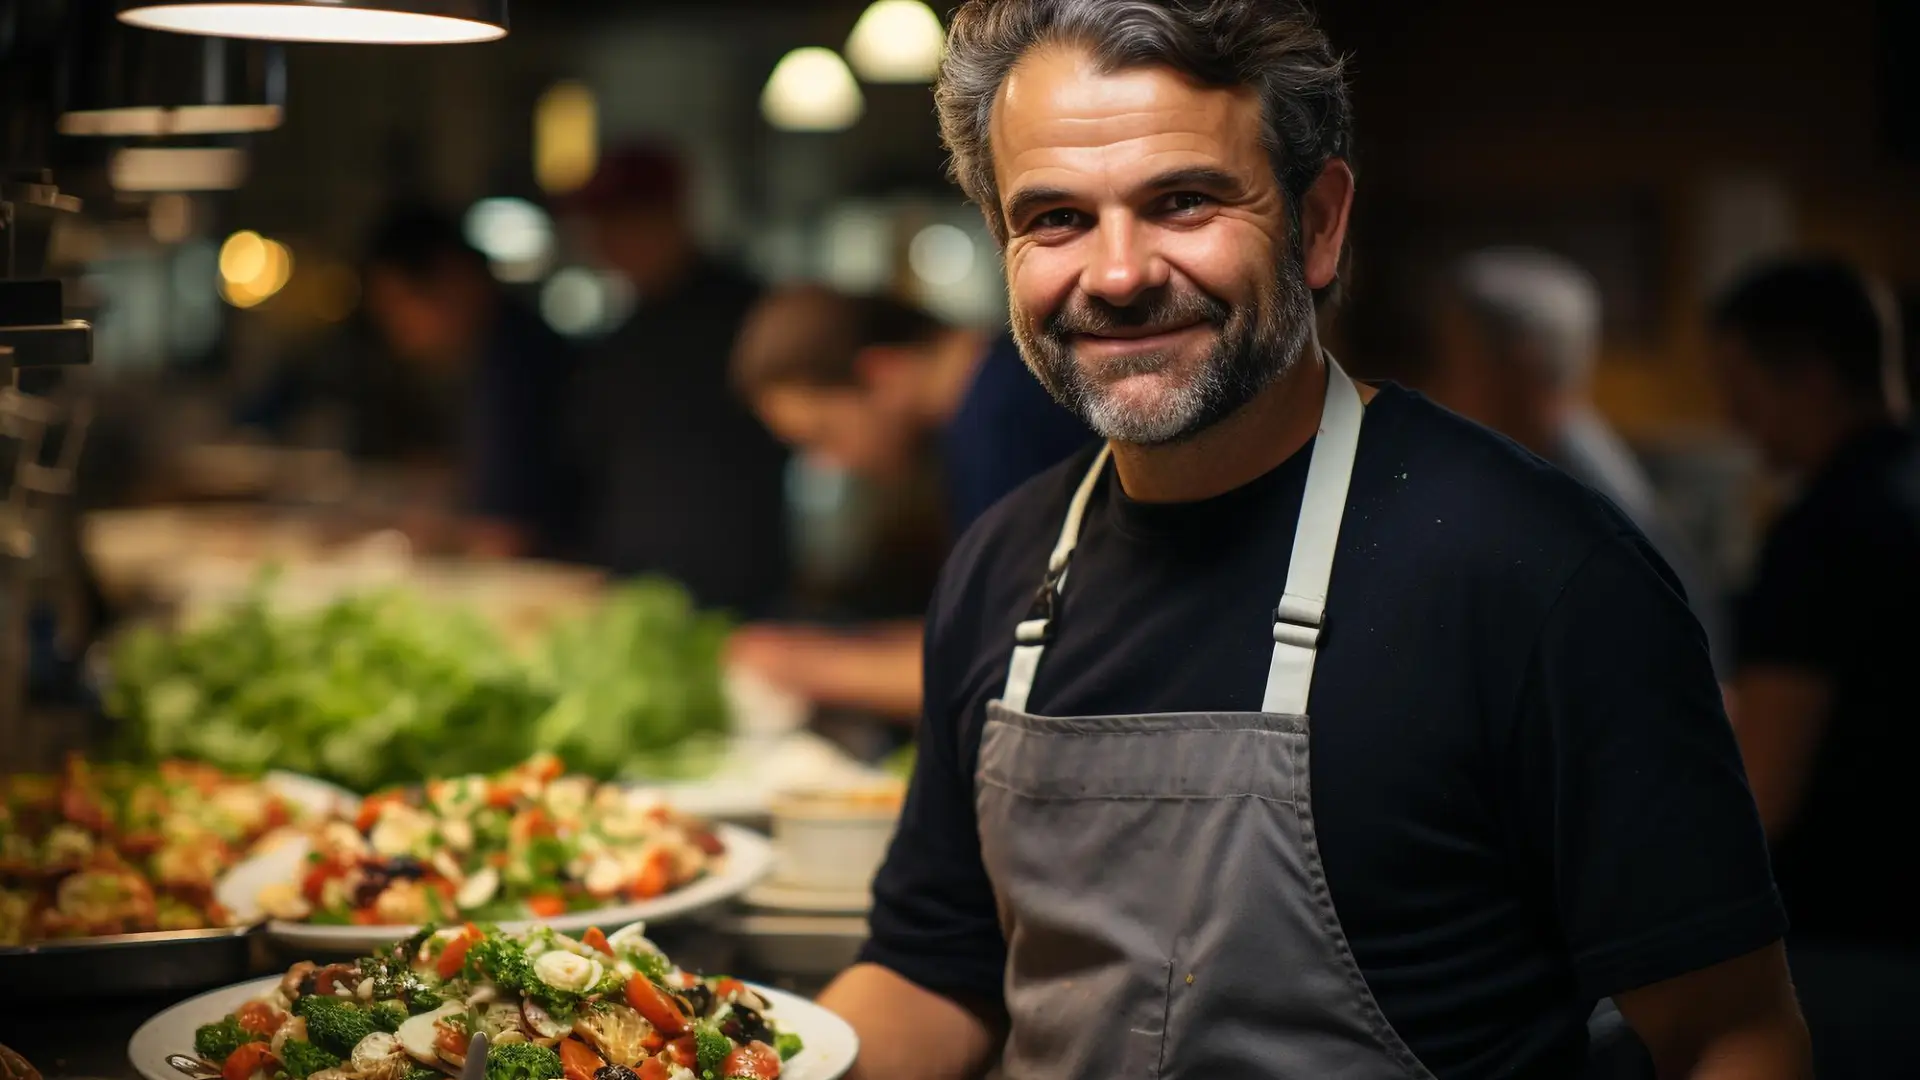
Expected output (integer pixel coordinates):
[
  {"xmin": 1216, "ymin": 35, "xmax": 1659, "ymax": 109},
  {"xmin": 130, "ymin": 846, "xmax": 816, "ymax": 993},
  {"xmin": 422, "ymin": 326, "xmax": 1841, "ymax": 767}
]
[
  {"xmin": 1726, "ymin": 667, "xmax": 1832, "ymax": 837},
  {"xmin": 1614, "ymin": 942, "xmax": 1810, "ymax": 1078},
  {"xmin": 817, "ymin": 964, "xmax": 999, "ymax": 1080}
]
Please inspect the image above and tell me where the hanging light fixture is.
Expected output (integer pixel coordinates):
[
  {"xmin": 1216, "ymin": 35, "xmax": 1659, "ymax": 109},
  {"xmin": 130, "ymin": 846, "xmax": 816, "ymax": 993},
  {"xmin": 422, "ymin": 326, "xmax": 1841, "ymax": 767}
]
[
  {"xmin": 761, "ymin": 47, "xmax": 864, "ymax": 133},
  {"xmin": 116, "ymin": 0, "xmax": 508, "ymax": 45},
  {"xmin": 844, "ymin": 0, "xmax": 945, "ymax": 84},
  {"xmin": 60, "ymin": 28, "xmax": 285, "ymax": 138}
]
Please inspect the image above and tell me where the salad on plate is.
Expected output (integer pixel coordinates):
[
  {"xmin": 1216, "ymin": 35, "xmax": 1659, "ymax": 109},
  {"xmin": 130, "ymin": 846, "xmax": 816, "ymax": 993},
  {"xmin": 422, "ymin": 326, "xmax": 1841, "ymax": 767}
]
[
  {"xmin": 181, "ymin": 923, "xmax": 802, "ymax": 1080},
  {"xmin": 1, "ymin": 756, "xmax": 309, "ymax": 945},
  {"xmin": 257, "ymin": 756, "xmax": 725, "ymax": 927}
]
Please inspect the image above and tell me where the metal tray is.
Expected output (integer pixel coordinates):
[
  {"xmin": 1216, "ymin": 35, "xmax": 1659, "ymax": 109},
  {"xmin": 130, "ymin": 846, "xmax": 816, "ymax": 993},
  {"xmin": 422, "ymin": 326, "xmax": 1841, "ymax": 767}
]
[{"xmin": 0, "ymin": 925, "xmax": 267, "ymax": 1003}]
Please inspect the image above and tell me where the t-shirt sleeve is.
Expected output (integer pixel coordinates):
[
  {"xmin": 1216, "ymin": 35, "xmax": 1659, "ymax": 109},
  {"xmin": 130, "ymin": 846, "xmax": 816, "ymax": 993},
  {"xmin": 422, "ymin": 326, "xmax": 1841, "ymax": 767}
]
[
  {"xmin": 858, "ymin": 559, "xmax": 1010, "ymax": 1004},
  {"xmin": 1736, "ymin": 514, "xmax": 1843, "ymax": 671},
  {"xmin": 1515, "ymin": 535, "xmax": 1787, "ymax": 1000}
]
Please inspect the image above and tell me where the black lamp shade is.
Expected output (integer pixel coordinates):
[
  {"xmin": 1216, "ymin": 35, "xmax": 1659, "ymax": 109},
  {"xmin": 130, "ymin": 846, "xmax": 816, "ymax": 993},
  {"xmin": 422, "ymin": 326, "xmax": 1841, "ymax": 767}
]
[{"xmin": 59, "ymin": 26, "xmax": 285, "ymax": 138}]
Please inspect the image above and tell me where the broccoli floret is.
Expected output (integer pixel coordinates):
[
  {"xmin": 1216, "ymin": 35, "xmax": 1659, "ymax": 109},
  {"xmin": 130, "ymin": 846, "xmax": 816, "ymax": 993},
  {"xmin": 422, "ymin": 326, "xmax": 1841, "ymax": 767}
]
[
  {"xmin": 291, "ymin": 995, "xmax": 378, "ymax": 1056},
  {"xmin": 483, "ymin": 1041, "xmax": 562, "ymax": 1080},
  {"xmin": 693, "ymin": 1022, "xmax": 730, "ymax": 1075},
  {"xmin": 192, "ymin": 1017, "xmax": 249, "ymax": 1064},
  {"xmin": 626, "ymin": 951, "xmax": 670, "ymax": 984},
  {"xmin": 774, "ymin": 1032, "xmax": 804, "ymax": 1060},
  {"xmin": 368, "ymin": 1000, "xmax": 408, "ymax": 1033},
  {"xmin": 465, "ymin": 932, "xmax": 534, "ymax": 993},
  {"xmin": 278, "ymin": 1040, "xmax": 341, "ymax": 1080}
]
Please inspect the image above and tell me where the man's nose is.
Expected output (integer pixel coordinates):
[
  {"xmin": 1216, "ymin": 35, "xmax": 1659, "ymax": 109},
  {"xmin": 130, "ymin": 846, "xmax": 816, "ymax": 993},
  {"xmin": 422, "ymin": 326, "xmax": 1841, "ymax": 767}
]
[{"xmin": 1079, "ymin": 214, "xmax": 1170, "ymax": 308}]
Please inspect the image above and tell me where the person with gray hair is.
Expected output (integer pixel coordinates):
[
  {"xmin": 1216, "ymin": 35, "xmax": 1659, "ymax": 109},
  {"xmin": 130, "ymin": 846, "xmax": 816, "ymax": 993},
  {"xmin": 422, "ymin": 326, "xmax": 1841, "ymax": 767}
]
[
  {"xmin": 816, "ymin": 3, "xmax": 1807, "ymax": 1078},
  {"xmin": 1425, "ymin": 247, "xmax": 1730, "ymax": 673}
]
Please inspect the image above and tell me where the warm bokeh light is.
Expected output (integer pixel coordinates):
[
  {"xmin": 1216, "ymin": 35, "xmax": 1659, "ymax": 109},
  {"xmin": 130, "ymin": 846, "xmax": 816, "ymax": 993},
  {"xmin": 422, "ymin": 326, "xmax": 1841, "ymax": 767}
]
[
  {"xmin": 761, "ymin": 47, "xmax": 864, "ymax": 133},
  {"xmin": 117, "ymin": 4, "xmax": 505, "ymax": 45},
  {"xmin": 219, "ymin": 230, "xmax": 267, "ymax": 284},
  {"xmin": 844, "ymin": 0, "xmax": 944, "ymax": 84},
  {"xmin": 219, "ymin": 233, "xmax": 293, "ymax": 308},
  {"xmin": 535, "ymin": 81, "xmax": 598, "ymax": 195}
]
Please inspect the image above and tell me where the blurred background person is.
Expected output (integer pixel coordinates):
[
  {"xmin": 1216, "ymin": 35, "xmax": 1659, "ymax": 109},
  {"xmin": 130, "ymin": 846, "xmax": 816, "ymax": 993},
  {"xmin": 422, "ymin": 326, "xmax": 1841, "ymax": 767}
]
[
  {"xmin": 1710, "ymin": 256, "xmax": 1918, "ymax": 1080},
  {"xmin": 240, "ymin": 204, "xmax": 579, "ymax": 558},
  {"xmin": 554, "ymin": 144, "xmax": 791, "ymax": 614},
  {"xmin": 724, "ymin": 283, "xmax": 1090, "ymax": 720},
  {"xmin": 1422, "ymin": 247, "xmax": 1730, "ymax": 673}
]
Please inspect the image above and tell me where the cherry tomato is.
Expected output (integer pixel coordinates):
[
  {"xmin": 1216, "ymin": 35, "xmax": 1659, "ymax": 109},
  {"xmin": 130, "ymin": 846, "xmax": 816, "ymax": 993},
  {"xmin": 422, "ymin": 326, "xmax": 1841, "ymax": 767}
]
[
  {"xmin": 691, "ymin": 830, "xmax": 726, "ymax": 857},
  {"xmin": 299, "ymin": 862, "xmax": 337, "ymax": 905},
  {"xmin": 720, "ymin": 1041, "xmax": 782, "ymax": 1080},
  {"xmin": 233, "ymin": 1001, "xmax": 283, "ymax": 1038},
  {"xmin": 557, "ymin": 1038, "xmax": 605, "ymax": 1080},
  {"xmin": 311, "ymin": 963, "xmax": 359, "ymax": 996},
  {"xmin": 526, "ymin": 894, "xmax": 567, "ymax": 918},
  {"xmin": 636, "ymin": 1059, "xmax": 672, "ymax": 1080},
  {"xmin": 624, "ymin": 976, "xmax": 689, "ymax": 1037},
  {"xmin": 582, "ymin": 927, "xmax": 613, "ymax": 956},
  {"xmin": 630, "ymin": 850, "xmax": 671, "ymax": 900},
  {"xmin": 666, "ymin": 1036, "xmax": 697, "ymax": 1068},
  {"xmin": 220, "ymin": 1043, "xmax": 278, "ymax": 1080},
  {"xmin": 354, "ymin": 793, "xmax": 402, "ymax": 834},
  {"xmin": 712, "ymin": 977, "xmax": 748, "ymax": 1001},
  {"xmin": 436, "ymin": 930, "xmax": 477, "ymax": 980},
  {"xmin": 435, "ymin": 1023, "xmax": 467, "ymax": 1059}
]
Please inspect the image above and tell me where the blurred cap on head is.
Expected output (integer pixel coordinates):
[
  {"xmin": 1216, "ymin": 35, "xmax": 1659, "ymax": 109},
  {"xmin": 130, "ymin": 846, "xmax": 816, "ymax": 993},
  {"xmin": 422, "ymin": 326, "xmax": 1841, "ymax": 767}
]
[{"xmin": 552, "ymin": 142, "xmax": 686, "ymax": 214}]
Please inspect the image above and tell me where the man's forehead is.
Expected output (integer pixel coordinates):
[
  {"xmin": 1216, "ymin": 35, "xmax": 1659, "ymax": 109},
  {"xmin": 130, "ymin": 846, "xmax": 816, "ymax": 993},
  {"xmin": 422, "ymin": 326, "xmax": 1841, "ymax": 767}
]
[{"xmin": 990, "ymin": 44, "xmax": 1264, "ymax": 186}]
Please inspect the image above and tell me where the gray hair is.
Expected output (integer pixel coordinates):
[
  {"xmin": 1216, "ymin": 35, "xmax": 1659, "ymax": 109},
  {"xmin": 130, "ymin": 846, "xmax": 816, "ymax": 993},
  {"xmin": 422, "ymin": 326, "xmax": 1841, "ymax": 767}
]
[
  {"xmin": 1445, "ymin": 248, "xmax": 1603, "ymax": 387},
  {"xmin": 935, "ymin": 1, "xmax": 1353, "ymax": 255}
]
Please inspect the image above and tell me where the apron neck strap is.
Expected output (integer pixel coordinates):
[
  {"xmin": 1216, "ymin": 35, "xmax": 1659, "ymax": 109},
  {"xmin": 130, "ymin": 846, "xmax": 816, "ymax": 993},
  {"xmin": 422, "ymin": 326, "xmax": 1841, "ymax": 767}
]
[{"xmin": 1001, "ymin": 337, "xmax": 1365, "ymax": 716}]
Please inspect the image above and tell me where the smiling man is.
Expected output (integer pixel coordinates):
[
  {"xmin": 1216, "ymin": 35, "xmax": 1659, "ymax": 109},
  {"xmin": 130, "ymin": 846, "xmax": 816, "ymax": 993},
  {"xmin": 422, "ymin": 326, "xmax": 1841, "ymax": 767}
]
[{"xmin": 815, "ymin": 3, "xmax": 1810, "ymax": 1078}]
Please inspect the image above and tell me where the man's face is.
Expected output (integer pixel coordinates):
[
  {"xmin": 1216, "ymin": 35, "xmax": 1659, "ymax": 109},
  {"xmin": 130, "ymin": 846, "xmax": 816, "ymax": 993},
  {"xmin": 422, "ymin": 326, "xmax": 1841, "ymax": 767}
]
[
  {"xmin": 364, "ymin": 268, "xmax": 475, "ymax": 368},
  {"xmin": 754, "ymin": 385, "xmax": 918, "ymax": 480},
  {"xmin": 571, "ymin": 203, "xmax": 687, "ymax": 296},
  {"xmin": 990, "ymin": 45, "xmax": 1315, "ymax": 445},
  {"xmin": 1710, "ymin": 333, "xmax": 1799, "ymax": 470}
]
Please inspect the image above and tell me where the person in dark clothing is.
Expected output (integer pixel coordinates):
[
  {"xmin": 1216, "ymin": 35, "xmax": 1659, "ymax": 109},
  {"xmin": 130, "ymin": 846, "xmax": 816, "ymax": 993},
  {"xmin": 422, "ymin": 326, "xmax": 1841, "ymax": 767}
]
[
  {"xmin": 1423, "ymin": 247, "xmax": 1730, "ymax": 676},
  {"xmin": 554, "ymin": 145, "xmax": 790, "ymax": 615},
  {"xmin": 1710, "ymin": 256, "xmax": 1919, "ymax": 1080},
  {"xmin": 724, "ymin": 283, "xmax": 1092, "ymax": 720},
  {"xmin": 819, "ymin": 3, "xmax": 1807, "ymax": 1078}
]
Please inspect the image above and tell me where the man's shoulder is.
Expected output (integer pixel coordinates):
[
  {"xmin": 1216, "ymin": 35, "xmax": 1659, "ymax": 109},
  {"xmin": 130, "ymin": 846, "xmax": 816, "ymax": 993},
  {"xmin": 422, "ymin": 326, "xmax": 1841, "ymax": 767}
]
[{"xmin": 1360, "ymin": 386, "xmax": 1655, "ymax": 594}]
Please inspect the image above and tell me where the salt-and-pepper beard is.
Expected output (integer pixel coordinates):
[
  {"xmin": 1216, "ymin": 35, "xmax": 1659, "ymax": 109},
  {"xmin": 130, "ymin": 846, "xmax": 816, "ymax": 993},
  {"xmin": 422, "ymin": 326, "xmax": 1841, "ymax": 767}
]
[{"xmin": 1011, "ymin": 226, "xmax": 1316, "ymax": 446}]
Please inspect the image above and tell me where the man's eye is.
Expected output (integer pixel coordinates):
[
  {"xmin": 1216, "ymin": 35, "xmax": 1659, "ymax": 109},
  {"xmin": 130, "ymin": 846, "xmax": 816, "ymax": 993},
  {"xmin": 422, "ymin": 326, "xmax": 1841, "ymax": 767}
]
[
  {"xmin": 1032, "ymin": 209, "xmax": 1084, "ymax": 231},
  {"xmin": 1165, "ymin": 192, "xmax": 1212, "ymax": 214}
]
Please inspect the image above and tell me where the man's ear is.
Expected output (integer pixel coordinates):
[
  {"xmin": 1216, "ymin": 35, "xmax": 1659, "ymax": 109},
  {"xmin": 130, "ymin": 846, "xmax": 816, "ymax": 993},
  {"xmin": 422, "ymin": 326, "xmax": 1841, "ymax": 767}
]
[{"xmin": 1300, "ymin": 159, "xmax": 1355, "ymax": 293}]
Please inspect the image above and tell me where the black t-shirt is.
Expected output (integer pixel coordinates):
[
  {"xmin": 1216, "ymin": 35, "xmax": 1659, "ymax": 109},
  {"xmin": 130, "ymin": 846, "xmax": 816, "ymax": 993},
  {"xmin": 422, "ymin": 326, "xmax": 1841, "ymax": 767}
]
[
  {"xmin": 1736, "ymin": 424, "xmax": 1920, "ymax": 948},
  {"xmin": 864, "ymin": 384, "xmax": 1786, "ymax": 1079},
  {"xmin": 565, "ymin": 259, "xmax": 791, "ymax": 616}
]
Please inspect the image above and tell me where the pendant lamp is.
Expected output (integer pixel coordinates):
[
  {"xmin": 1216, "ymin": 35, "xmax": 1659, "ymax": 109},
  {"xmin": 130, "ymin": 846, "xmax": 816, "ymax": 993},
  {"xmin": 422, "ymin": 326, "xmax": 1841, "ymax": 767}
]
[
  {"xmin": 60, "ymin": 31, "xmax": 285, "ymax": 138},
  {"xmin": 116, "ymin": 0, "xmax": 507, "ymax": 45}
]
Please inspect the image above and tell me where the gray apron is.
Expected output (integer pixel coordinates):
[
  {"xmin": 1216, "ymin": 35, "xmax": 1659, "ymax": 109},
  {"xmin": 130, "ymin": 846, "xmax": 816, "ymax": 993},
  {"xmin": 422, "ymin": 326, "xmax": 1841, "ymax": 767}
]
[{"xmin": 977, "ymin": 355, "xmax": 1436, "ymax": 1079}]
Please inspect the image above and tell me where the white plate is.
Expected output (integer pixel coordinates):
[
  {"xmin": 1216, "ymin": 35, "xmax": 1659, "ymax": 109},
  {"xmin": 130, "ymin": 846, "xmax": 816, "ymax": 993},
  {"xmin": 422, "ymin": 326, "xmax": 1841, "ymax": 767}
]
[
  {"xmin": 644, "ymin": 731, "xmax": 890, "ymax": 821},
  {"xmin": 742, "ymin": 881, "xmax": 872, "ymax": 915},
  {"xmin": 129, "ymin": 973, "xmax": 857, "ymax": 1080},
  {"xmin": 216, "ymin": 825, "xmax": 772, "ymax": 954}
]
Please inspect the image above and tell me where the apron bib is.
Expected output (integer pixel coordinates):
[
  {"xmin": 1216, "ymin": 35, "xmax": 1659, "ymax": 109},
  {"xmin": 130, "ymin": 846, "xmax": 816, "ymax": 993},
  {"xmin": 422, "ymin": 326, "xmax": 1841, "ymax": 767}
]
[{"xmin": 975, "ymin": 355, "xmax": 1435, "ymax": 1079}]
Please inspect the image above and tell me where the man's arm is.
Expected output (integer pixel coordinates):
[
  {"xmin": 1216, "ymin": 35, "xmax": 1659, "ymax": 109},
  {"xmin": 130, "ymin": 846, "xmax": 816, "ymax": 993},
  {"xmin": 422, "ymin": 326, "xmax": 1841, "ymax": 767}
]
[
  {"xmin": 818, "ymin": 964, "xmax": 999, "ymax": 1080},
  {"xmin": 727, "ymin": 620, "xmax": 925, "ymax": 720},
  {"xmin": 1726, "ymin": 667, "xmax": 1832, "ymax": 838},
  {"xmin": 1614, "ymin": 942, "xmax": 1810, "ymax": 1079}
]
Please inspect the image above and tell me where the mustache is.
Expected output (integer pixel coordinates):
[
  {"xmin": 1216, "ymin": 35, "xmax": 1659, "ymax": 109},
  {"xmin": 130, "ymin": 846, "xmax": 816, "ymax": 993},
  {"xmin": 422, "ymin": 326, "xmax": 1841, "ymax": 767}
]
[{"xmin": 1043, "ymin": 286, "xmax": 1231, "ymax": 340}]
